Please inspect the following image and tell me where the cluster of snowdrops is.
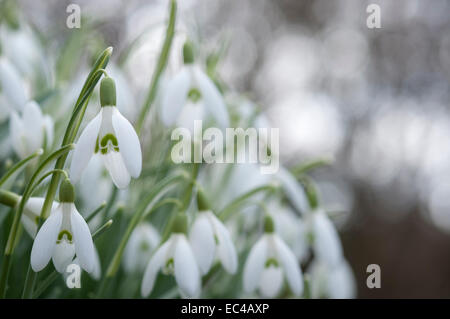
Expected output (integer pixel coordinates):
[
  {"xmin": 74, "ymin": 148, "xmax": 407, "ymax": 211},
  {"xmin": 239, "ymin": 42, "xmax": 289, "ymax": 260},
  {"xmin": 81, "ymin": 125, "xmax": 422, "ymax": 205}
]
[{"xmin": 0, "ymin": 0, "xmax": 355, "ymax": 298}]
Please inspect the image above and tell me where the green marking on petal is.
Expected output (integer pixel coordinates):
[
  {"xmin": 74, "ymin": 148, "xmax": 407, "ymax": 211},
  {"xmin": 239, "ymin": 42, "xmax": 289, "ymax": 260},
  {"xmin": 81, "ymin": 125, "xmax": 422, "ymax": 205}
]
[
  {"xmin": 188, "ymin": 88, "xmax": 202, "ymax": 103},
  {"xmin": 57, "ymin": 229, "xmax": 73, "ymax": 243},
  {"xmin": 265, "ymin": 258, "xmax": 279, "ymax": 268},
  {"xmin": 163, "ymin": 258, "xmax": 174, "ymax": 275},
  {"xmin": 214, "ymin": 234, "xmax": 219, "ymax": 245},
  {"xmin": 99, "ymin": 133, "xmax": 119, "ymax": 155},
  {"xmin": 95, "ymin": 136, "xmax": 99, "ymax": 154}
]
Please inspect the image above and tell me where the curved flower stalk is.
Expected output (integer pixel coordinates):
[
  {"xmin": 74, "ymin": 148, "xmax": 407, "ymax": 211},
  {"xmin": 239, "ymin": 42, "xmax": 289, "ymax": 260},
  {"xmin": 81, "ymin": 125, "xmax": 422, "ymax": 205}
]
[
  {"xmin": 0, "ymin": 56, "xmax": 27, "ymax": 114},
  {"xmin": 70, "ymin": 76, "xmax": 142, "ymax": 189},
  {"xmin": 308, "ymin": 209, "xmax": 343, "ymax": 267},
  {"xmin": 309, "ymin": 259, "xmax": 356, "ymax": 299},
  {"xmin": 243, "ymin": 215, "xmax": 303, "ymax": 298},
  {"xmin": 124, "ymin": 223, "xmax": 161, "ymax": 274},
  {"xmin": 160, "ymin": 41, "xmax": 229, "ymax": 132},
  {"xmin": 9, "ymin": 101, "xmax": 54, "ymax": 159},
  {"xmin": 30, "ymin": 179, "xmax": 96, "ymax": 274},
  {"xmin": 141, "ymin": 213, "xmax": 200, "ymax": 298},
  {"xmin": 189, "ymin": 190, "xmax": 238, "ymax": 275}
]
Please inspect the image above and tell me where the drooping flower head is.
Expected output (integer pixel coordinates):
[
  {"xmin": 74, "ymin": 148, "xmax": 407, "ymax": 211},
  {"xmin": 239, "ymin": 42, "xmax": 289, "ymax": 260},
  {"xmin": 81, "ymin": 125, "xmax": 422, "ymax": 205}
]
[
  {"xmin": 31, "ymin": 179, "xmax": 96, "ymax": 274},
  {"xmin": 70, "ymin": 76, "xmax": 142, "ymax": 189},
  {"xmin": 189, "ymin": 189, "xmax": 237, "ymax": 275},
  {"xmin": 9, "ymin": 101, "xmax": 53, "ymax": 159},
  {"xmin": 160, "ymin": 41, "xmax": 229, "ymax": 132},
  {"xmin": 141, "ymin": 212, "xmax": 201, "ymax": 298},
  {"xmin": 243, "ymin": 215, "xmax": 303, "ymax": 298}
]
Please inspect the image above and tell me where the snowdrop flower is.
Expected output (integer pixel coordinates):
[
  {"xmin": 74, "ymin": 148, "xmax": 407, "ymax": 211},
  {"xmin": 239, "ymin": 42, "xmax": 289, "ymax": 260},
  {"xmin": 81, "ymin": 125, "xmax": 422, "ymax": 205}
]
[
  {"xmin": 31, "ymin": 179, "xmax": 96, "ymax": 274},
  {"xmin": 270, "ymin": 203, "xmax": 308, "ymax": 261},
  {"xmin": 189, "ymin": 190, "xmax": 237, "ymax": 274},
  {"xmin": 124, "ymin": 223, "xmax": 160, "ymax": 274},
  {"xmin": 309, "ymin": 209, "xmax": 343, "ymax": 267},
  {"xmin": 160, "ymin": 41, "xmax": 229, "ymax": 131},
  {"xmin": 0, "ymin": 56, "xmax": 27, "ymax": 113},
  {"xmin": 243, "ymin": 215, "xmax": 303, "ymax": 298},
  {"xmin": 21, "ymin": 197, "xmax": 58, "ymax": 238},
  {"xmin": 141, "ymin": 213, "xmax": 200, "ymax": 298},
  {"xmin": 9, "ymin": 101, "xmax": 54, "ymax": 159},
  {"xmin": 309, "ymin": 259, "xmax": 356, "ymax": 299},
  {"xmin": 70, "ymin": 76, "xmax": 142, "ymax": 189}
]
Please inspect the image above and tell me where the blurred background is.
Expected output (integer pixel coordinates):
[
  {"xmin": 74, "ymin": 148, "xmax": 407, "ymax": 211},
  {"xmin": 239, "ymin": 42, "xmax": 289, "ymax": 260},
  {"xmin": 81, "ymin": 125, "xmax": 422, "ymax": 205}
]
[{"xmin": 4, "ymin": 0, "xmax": 450, "ymax": 297}]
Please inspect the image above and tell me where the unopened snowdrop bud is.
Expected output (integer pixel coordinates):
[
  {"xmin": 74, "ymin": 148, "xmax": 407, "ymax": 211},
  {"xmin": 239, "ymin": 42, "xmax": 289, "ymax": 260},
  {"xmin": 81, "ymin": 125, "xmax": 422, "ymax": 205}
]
[
  {"xmin": 189, "ymin": 190, "xmax": 238, "ymax": 275},
  {"xmin": 141, "ymin": 212, "xmax": 200, "ymax": 298},
  {"xmin": 309, "ymin": 209, "xmax": 343, "ymax": 267},
  {"xmin": 30, "ymin": 179, "xmax": 96, "ymax": 274},
  {"xmin": 9, "ymin": 101, "xmax": 53, "ymax": 159},
  {"xmin": 70, "ymin": 76, "xmax": 142, "ymax": 189},
  {"xmin": 243, "ymin": 217, "xmax": 303, "ymax": 298}
]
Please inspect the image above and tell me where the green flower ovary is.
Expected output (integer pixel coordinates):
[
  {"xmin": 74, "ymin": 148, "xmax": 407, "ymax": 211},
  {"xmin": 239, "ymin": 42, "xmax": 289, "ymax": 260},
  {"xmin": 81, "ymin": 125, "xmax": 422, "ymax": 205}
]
[
  {"xmin": 96, "ymin": 133, "xmax": 120, "ymax": 155},
  {"xmin": 57, "ymin": 229, "xmax": 73, "ymax": 244},
  {"xmin": 265, "ymin": 258, "xmax": 279, "ymax": 268},
  {"xmin": 187, "ymin": 88, "xmax": 202, "ymax": 103}
]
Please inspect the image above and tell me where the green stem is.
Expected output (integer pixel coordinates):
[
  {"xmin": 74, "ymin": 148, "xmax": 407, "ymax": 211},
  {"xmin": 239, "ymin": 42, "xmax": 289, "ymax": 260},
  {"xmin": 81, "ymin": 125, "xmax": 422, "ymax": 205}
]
[
  {"xmin": 0, "ymin": 189, "xmax": 20, "ymax": 207},
  {"xmin": 0, "ymin": 144, "xmax": 74, "ymax": 298},
  {"xmin": 135, "ymin": 0, "xmax": 177, "ymax": 134},
  {"xmin": 0, "ymin": 149, "xmax": 43, "ymax": 187},
  {"xmin": 40, "ymin": 48, "xmax": 112, "ymax": 223},
  {"xmin": 218, "ymin": 184, "xmax": 277, "ymax": 221},
  {"xmin": 291, "ymin": 158, "xmax": 332, "ymax": 176},
  {"xmin": 86, "ymin": 201, "xmax": 107, "ymax": 223}
]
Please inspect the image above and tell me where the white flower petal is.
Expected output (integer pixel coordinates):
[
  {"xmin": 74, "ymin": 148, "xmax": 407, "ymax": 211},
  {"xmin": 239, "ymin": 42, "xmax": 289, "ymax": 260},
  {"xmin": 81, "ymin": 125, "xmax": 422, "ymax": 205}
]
[
  {"xmin": 259, "ymin": 266, "xmax": 283, "ymax": 298},
  {"xmin": 43, "ymin": 115, "xmax": 54, "ymax": 147},
  {"xmin": 277, "ymin": 168, "xmax": 310, "ymax": 215},
  {"xmin": 22, "ymin": 197, "xmax": 58, "ymax": 238},
  {"xmin": 174, "ymin": 235, "xmax": 200, "ymax": 298},
  {"xmin": 274, "ymin": 235, "xmax": 303, "ymax": 296},
  {"xmin": 111, "ymin": 108, "xmax": 142, "ymax": 178},
  {"xmin": 312, "ymin": 210, "xmax": 343, "ymax": 267},
  {"xmin": 52, "ymin": 241, "xmax": 76, "ymax": 273},
  {"xmin": 209, "ymin": 213, "xmax": 238, "ymax": 274},
  {"xmin": 31, "ymin": 206, "xmax": 63, "ymax": 272},
  {"xmin": 9, "ymin": 111, "xmax": 26, "ymax": 158},
  {"xmin": 71, "ymin": 206, "xmax": 95, "ymax": 273},
  {"xmin": 189, "ymin": 214, "xmax": 215, "ymax": 275},
  {"xmin": 192, "ymin": 66, "xmax": 229, "ymax": 128},
  {"xmin": 23, "ymin": 101, "xmax": 44, "ymax": 151},
  {"xmin": 0, "ymin": 57, "xmax": 27, "ymax": 110},
  {"xmin": 327, "ymin": 260, "xmax": 356, "ymax": 299},
  {"xmin": 141, "ymin": 240, "xmax": 171, "ymax": 297},
  {"xmin": 101, "ymin": 150, "xmax": 131, "ymax": 189},
  {"xmin": 243, "ymin": 236, "xmax": 267, "ymax": 293},
  {"xmin": 70, "ymin": 111, "xmax": 102, "ymax": 183},
  {"xmin": 91, "ymin": 247, "xmax": 102, "ymax": 280},
  {"xmin": 161, "ymin": 68, "xmax": 191, "ymax": 126}
]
